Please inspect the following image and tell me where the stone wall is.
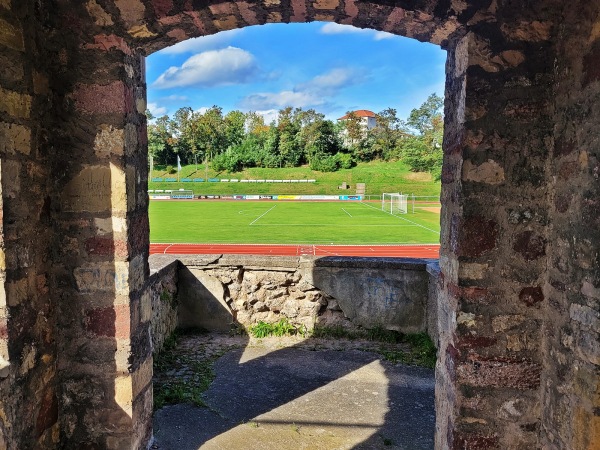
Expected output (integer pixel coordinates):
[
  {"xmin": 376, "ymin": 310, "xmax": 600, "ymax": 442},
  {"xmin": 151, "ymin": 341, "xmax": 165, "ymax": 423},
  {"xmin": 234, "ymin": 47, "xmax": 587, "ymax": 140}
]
[
  {"xmin": 0, "ymin": 0, "xmax": 599, "ymax": 448},
  {"xmin": 147, "ymin": 256, "xmax": 178, "ymax": 353},
  {"xmin": 167, "ymin": 254, "xmax": 432, "ymax": 335},
  {"xmin": 543, "ymin": 3, "xmax": 600, "ymax": 448},
  {"xmin": 0, "ymin": 2, "xmax": 61, "ymax": 448}
]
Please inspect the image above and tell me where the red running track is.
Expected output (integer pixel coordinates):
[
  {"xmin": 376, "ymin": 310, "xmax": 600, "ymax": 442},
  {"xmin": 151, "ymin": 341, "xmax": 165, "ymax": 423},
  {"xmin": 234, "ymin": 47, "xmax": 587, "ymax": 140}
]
[{"xmin": 150, "ymin": 243, "xmax": 440, "ymax": 258}]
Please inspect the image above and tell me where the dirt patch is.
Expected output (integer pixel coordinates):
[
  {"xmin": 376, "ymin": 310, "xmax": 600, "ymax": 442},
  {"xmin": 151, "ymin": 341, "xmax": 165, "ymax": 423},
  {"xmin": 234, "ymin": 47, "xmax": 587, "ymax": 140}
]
[{"xmin": 404, "ymin": 172, "xmax": 433, "ymax": 181}]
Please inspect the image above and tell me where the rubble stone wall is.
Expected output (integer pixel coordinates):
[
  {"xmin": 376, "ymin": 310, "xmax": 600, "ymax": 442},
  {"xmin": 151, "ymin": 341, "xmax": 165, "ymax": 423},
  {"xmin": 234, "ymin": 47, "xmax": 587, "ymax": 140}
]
[
  {"xmin": 543, "ymin": 3, "xmax": 600, "ymax": 448},
  {"xmin": 147, "ymin": 257, "xmax": 178, "ymax": 353},
  {"xmin": 157, "ymin": 254, "xmax": 432, "ymax": 334}
]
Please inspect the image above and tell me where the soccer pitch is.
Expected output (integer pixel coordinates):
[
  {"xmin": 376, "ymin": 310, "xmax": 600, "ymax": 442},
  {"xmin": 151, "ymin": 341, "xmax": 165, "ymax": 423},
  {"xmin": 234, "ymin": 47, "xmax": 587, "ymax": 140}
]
[{"xmin": 149, "ymin": 200, "xmax": 441, "ymax": 245}]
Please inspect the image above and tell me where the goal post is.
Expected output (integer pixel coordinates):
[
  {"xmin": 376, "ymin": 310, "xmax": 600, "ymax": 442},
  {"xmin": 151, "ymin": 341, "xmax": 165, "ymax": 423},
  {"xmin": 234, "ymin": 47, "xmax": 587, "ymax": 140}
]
[{"xmin": 382, "ymin": 192, "xmax": 408, "ymax": 215}]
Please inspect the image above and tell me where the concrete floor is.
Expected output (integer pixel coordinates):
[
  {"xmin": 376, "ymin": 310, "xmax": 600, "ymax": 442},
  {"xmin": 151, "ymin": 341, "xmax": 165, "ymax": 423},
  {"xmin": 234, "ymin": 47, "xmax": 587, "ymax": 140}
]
[{"xmin": 152, "ymin": 334, "xmax": 435, "ymax": 450}]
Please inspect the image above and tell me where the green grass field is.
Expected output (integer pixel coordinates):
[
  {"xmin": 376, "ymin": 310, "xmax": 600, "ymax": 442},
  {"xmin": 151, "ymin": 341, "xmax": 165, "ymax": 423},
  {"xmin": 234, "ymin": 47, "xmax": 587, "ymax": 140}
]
[
  {"xmin": 149, "ymin": 200, "xmax": 441, "ymax": 244},
  {"xmin": 149, "ymin": 160, "xmax": 441, "ymax": 197}
]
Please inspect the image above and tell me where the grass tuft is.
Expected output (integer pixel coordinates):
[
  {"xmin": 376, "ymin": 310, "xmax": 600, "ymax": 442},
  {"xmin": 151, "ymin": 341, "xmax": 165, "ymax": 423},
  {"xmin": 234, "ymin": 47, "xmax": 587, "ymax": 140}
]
[{"xmin": 249, "ymin": 318, "xmax": 297, "ymax": 338}]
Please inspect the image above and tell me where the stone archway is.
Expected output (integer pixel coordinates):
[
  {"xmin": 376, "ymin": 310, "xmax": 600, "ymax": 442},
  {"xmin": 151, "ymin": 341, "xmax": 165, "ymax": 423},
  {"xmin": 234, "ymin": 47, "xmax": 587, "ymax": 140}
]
[{"xmin": 1, "ymin": 0, "xmax": 599, "ymax": 449}]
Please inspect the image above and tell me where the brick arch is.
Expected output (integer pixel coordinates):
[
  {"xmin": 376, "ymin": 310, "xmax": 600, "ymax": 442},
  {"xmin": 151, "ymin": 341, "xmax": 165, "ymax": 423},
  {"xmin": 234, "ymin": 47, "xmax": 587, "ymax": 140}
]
[
  {"xmin": 5, "ymin": 1, "xmax": 599, "ymax": 449},
  {"xmin": 85, "ymin": 0, "xmax": 464, "ymax": 55}
]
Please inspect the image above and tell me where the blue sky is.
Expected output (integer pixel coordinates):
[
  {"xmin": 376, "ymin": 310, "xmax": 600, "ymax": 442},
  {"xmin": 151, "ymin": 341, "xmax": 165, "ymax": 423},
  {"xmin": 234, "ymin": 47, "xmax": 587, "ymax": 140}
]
[{"xmin": 146, "ymin": 22, "xmax": 446, "ymax": 124}]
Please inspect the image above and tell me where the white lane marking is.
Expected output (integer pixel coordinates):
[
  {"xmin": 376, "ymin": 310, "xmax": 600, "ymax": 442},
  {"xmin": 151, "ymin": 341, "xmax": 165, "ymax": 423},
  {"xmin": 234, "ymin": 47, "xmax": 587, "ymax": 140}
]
[
  {"xmin": 163, "ymin": 244, "xmax": 174, "ymax": 254},
  {"xmin": 249, "ymin": 204, "xmax": 277, "ymax": 225}
]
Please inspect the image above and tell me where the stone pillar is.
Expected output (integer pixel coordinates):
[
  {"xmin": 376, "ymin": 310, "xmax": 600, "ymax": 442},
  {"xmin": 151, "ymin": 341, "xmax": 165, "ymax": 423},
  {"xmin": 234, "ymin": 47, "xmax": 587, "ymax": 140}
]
[
  {"xmin": 436, "ymin": 22, "xmax": 556, "ymax": 448},
  {"xmin": 55, "ymin": 40, "xmax": 152, "ymax": 448},
  {"xmin": 0, "ymin": 2, "xmax": 60, "ymax": 448},
  {"xmin": 543, "ymin": 2, "xmax": 600, "ymax": 448}
]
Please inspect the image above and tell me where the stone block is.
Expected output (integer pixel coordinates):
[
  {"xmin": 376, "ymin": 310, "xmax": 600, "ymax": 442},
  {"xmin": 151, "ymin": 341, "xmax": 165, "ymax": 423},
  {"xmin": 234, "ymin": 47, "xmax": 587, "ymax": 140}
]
[
  {"xmin": 94, "ymin": 125, "xmax": 125, "ymax": 158},
  {"xmin": 0, "ymin": 17, "xmax": 24, "ymax": 51},
  {"xmin": 0, "ymin": 88, "xmax": 30, "ymax": 119},
  {"xmin": 74, "ymin": 262, "xmax": 129, "ymax": 296},
  {"xmin": 72, "ymin": 81, "xmax": 132, "ymax": 115},
  {"xmin": 491, "ymin": 315, "xmax": 525, "ymax": 333},
  {"xmin": 0, "ymin": 122, "xmax": 31, "ymax": 155},
  {"xmin": 86, "ymin": 0, "xmax": 114, "ymax": 26},
  {"xmin": 519, "ymin": 286, "xmax": 544, "ymax": 307},
  {"xmin": 84, "ymin": 34, "xmax": 132, "ymax": 55},
  {"xmin": 453, "ymin": 216, "xmax": 498, "ymax": 258},
  {"xmin": 140, "ymin": 290, "xmax": 151, "ymax": 323},
  {"xmin": 462, "ymin": 159, "xmax": 505, "ymax": 185},
  {"xmin": 61, "ymin": 164, "xmax": 127, "ymax": 213},
  {"xmin": 313, "ymin": 0, "xmax": 339, "ymax": 9},
  {"xmin": 114, "ymin": 0, "xmax": 146, "ymax": 27},
  {"xmin": 513, "ymin": 231, "xmax": 546, "ymax": 261},
  {"xmin": 570, "ymin": 303, "xmax": 600, "ymax": 330}
]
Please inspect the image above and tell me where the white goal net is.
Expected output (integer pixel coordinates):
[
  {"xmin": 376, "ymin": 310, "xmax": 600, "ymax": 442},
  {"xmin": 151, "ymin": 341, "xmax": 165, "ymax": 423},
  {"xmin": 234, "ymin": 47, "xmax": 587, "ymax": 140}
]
[{"xmin": 382, "ymin": 193, "xmax": 408, "ymax": 215}]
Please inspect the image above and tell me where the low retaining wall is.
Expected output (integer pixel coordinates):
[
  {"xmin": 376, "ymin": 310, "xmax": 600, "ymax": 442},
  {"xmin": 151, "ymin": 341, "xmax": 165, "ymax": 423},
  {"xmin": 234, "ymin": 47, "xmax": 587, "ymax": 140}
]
[
  {"xmin": 146, "ymin": 257, "xmax": 179, "ymax": 353},
  {"xmin": 149, "ymin": 254, "xmax": 436, "ymax": 336}
]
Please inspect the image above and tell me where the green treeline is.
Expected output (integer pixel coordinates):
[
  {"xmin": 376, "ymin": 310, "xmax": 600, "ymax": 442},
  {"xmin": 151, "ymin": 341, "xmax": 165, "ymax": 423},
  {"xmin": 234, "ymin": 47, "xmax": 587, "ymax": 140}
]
[{"xmin": 147, "ymin": 93, "xmax": 443, "ymax": 179}]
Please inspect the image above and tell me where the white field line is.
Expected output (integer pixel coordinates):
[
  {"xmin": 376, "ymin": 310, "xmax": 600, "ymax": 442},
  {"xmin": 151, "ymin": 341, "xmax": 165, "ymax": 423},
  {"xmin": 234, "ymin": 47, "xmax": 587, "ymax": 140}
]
[
  {"xmin": 360, "ymin": 201, "xmax": 440, "ymax": 234},
  {"xmin": 249, "ymin": 204, "xmax": 277, "ymax": 225},
  {"xmin": 246, "ymin": 224, "xmax": 418, "ymax": 227},
  {"xmin": 341, "ymin": 208, "xmax": 353, "ymax": 217}
]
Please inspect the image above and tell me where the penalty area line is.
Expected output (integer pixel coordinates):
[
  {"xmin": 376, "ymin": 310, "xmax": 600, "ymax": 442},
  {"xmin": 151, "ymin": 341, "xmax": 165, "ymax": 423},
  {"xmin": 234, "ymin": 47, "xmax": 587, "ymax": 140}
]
[
  {"xmin": 359, "ymin": 201, "xmax": 440, "ymax": 234},
  {"xmin": 249, "ymin": 204, "xmax": 277, "ymax": 226},
  {"xmin": 341, "ymin": 208, "xmax": 353, "ymax": 217}
]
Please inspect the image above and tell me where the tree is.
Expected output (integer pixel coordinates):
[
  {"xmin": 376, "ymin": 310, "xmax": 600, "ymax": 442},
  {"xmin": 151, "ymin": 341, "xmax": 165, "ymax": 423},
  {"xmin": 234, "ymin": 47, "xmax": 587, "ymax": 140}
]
[
  {"xmin": 402, "ymin": 94, "xmax": 444, "ymax": 179},
  {"xmin": 147, "ymin": 115, "xmax": 176, "ymax": 165},
  {"xmin": 369, "ymin": 108, "xmax": 407, "ymax": 161}
]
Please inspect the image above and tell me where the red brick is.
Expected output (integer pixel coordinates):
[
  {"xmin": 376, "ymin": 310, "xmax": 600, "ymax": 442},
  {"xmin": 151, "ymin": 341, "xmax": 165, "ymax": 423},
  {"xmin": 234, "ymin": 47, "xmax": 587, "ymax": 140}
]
[
  {"xmin": 558, "ymin": 161, "xmax": 578, "ymax": 180},
  {"xmin": 152, "ymin": 0, "xmax": 174, "ymax": 17},
  {"xmin": 84, "ymin": 34, "xmax": 132, "ymax": 55},
  {"xmin": 457, "ymin": 357, "xmax": 541, "ymax": 389},
  {"xmin": 453, "ymin": 432, "xmax": 499, "ymax": 449},
  {"xmin": 554, "ymin": 193, "xmax": 572, "ymax": 213},
  {"xmin": 458, "ymin": 335, "xmax": 497, "ymax": 350},
  {"xmin": 86, "ymin": 306, "xmax": 130, "ymax": 338},
  {"xmin": 85, "ymin": 237, "xmax": 128, "ymax": 258},
  {"xmin": 36, "ymin": 388, "xmax": 58, "ymax": 437},
  {"xmin": 448, "ymin": 283, "xmax": 491, "ymax": 305},
  {"xmin": 114, "ymin": 304, "xmax": 131, "ymax": 339},
  {"xmin": 86, "ymin": 307, "xmax": 115, "ymax": 337},
  {"xmin": 73, "ymin": 81, "xmax": 134, "ymax": 116},
  {"xmin": 519, "ymin": 286, "xmax": 544, "ymax": 307},
  {"xmin": 453, "ymin": 216, "xmax": 498, "ymax": 257},
  {"xmin": 513, "ymin": 231, "xmax": 546, "ymax": 261}
]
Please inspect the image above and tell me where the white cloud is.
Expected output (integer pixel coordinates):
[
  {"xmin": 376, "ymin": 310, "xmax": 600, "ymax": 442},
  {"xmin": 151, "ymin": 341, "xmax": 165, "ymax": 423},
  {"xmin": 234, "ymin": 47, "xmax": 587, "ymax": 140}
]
[
  {"xmin": 147, "ymin": 102, "xmax": 167, "ymax": 117},
  {"xmin": 320, "ymin": 23, "xmax": 394, "ymax": 41},
  {"xmin": 159, "ymin": 30, "xmax": 241, "ymax": 55},
  {"xmin": 241, "ymin": 67, "xmax": 365, "ymax": 111},
  {"xmin": 242, "ymin": 91, "xmax": 326, "ymax": 110},
  {"xmin": 152, "ymin": 47, "xmax": 259, "ymax": 89},
  {"xmin": 161, "ymin": 95, "xmax": 189, "ymax": 101},
  {"xmin": 255, "ymin": 109, "xmax": 279, "ymax": 124}
]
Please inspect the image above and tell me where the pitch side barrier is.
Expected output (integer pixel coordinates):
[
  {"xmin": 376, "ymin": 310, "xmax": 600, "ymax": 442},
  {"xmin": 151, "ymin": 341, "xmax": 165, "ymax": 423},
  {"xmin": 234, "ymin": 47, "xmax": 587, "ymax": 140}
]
[{"xmin": 148, "ymin": 192, "xmax": 363, "ymax": 201}]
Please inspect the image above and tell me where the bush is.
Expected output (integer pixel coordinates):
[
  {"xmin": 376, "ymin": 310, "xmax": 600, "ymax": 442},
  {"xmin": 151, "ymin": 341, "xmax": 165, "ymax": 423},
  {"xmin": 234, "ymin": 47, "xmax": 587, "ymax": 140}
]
[
  {"xmin": 335, "ymin": 152, "xmax": 354, "ymax": 169},
  {"xmin": 166, "ymin": 165, "xmax": 176, "ymax": 174}
]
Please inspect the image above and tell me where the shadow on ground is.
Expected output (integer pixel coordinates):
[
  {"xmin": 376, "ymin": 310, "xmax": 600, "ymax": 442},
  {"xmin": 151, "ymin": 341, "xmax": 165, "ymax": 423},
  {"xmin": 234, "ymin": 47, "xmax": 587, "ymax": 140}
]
[{"xmin": 152, "ymin": 334, "xmax": 434, "ymax": 450}]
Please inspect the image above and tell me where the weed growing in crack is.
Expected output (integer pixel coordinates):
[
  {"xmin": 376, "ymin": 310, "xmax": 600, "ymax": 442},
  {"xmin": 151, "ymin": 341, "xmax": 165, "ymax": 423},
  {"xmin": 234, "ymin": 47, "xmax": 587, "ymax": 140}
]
[{"xmin": 249, "ymin": 318, "xmax": 297, "ymax": 338}]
